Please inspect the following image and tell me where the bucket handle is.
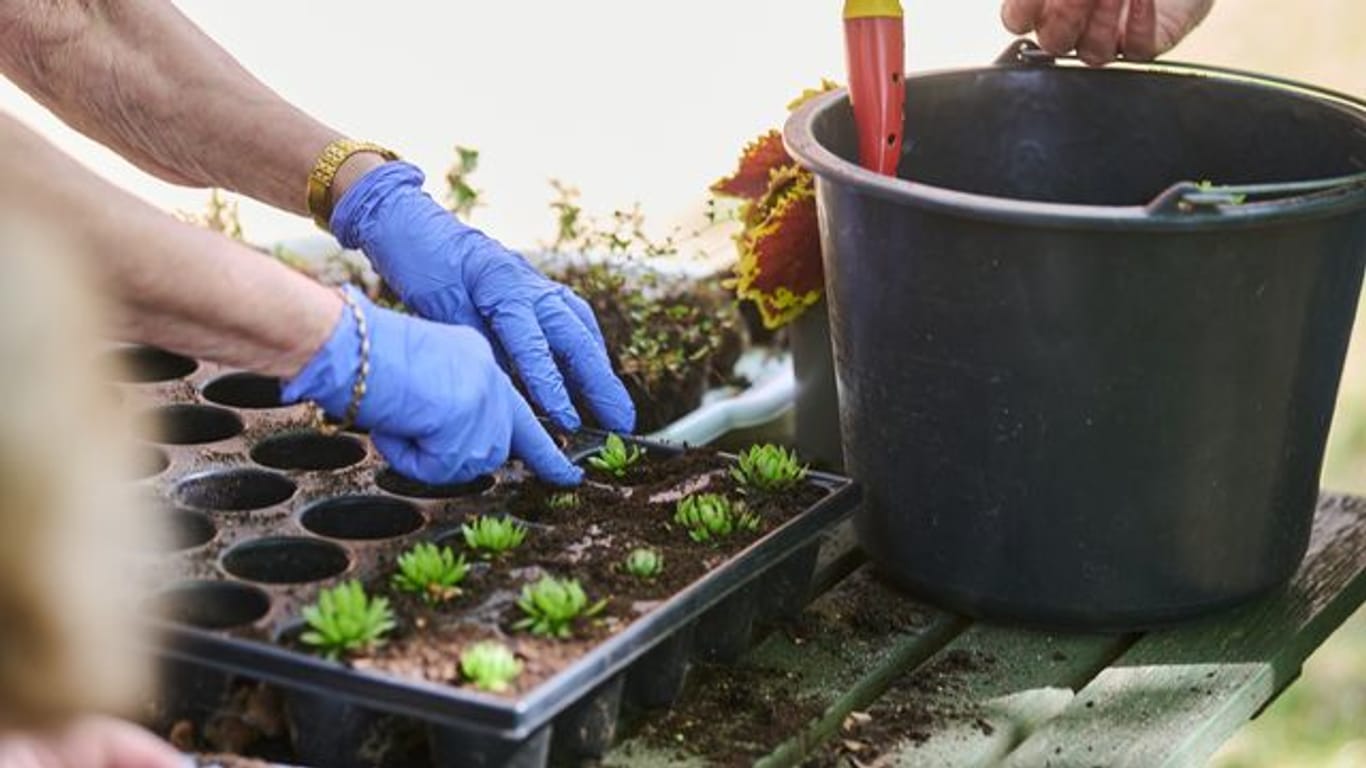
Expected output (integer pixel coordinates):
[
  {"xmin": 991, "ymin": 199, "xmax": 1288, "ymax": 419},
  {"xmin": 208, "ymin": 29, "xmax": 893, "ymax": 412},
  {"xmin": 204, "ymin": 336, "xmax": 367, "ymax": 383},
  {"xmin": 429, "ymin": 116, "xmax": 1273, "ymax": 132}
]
[
  {"xmin": 1144, "ymin": 174, "xmax": 1366, "ymax": 215},
  {"xmin": 996, "ymin": 39, "xmax": 1366, "ymax": 216},
  {"xmin": 994, "ymin": 38, "xmax": 1065, "ymax": 66}
]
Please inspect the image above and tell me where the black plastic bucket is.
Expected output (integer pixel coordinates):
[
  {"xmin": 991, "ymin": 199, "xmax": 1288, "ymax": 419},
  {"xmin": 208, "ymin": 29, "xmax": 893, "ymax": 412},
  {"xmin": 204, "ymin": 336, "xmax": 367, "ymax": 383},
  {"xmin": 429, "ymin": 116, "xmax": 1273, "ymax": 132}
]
[{"xmin": 785, "ymin": 42, "xmax": 1366, "ymax": 630}]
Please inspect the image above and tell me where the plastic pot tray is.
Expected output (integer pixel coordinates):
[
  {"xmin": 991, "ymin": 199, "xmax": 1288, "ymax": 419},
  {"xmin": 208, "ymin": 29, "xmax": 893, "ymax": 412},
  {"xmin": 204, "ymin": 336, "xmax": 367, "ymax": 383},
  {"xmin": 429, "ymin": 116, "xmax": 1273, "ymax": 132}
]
[{"xmin": 124, "ymin": 345, "xmax": 858, "ymax": 767}]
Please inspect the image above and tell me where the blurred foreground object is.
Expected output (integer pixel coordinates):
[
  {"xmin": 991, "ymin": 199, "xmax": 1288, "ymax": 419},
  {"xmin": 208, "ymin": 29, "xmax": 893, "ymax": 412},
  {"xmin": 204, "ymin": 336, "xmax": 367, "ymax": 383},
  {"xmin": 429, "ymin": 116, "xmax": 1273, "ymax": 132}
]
[{"xmin": 0, "ymin": 215, "xmax": 153, "ymax": 728}]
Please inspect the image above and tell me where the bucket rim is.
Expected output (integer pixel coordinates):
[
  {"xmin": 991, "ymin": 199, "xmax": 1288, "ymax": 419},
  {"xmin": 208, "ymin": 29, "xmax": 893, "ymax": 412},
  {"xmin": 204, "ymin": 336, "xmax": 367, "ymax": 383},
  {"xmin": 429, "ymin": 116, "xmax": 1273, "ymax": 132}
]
[{"xmin": 784, "ymin": 58, "xmax": 1366, "ymax": 232}]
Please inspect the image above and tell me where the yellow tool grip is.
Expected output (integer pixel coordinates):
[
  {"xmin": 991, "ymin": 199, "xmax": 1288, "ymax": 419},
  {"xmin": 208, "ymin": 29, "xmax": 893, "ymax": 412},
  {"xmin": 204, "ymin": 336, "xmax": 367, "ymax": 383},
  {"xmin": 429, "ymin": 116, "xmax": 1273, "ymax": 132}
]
[{"xmin": 843, "ymin": 0, "xmax": 904, "ymax": 20}]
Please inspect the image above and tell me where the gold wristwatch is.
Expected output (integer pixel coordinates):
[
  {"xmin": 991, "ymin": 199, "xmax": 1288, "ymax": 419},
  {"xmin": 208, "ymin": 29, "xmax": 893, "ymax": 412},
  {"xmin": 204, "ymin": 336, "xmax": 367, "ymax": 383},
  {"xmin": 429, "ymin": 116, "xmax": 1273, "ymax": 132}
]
[{"xmin": 306, "ymin": 139, "xmax": 399, "ymax": 231}]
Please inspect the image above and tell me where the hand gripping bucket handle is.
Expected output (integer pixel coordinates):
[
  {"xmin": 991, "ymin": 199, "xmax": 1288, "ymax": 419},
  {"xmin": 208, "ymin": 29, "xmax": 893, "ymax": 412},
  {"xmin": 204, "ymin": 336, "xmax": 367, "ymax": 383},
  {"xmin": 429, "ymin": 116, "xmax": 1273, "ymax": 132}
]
[{"xmin": 996, "ymin": 39, "xmax": 1366, "ymax": 216}]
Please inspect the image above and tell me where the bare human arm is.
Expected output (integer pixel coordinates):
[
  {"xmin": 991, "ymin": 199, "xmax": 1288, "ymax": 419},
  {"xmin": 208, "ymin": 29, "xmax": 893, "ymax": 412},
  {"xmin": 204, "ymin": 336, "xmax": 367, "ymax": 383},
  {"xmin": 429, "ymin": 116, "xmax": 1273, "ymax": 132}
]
[
  {"xmin": 0, "ymin": 0, "xmax": 382, "ymax": 213},
  {"xmin": 0, "ymin": 109, "xmax": 586, "ymax": 486},
  {"xmin": 0, "ymin": 0, "xmax": 635, "ymax": 438},
  {"xmin": 0, "ymin": 110, "xmax": 341, "ymax": 378}
]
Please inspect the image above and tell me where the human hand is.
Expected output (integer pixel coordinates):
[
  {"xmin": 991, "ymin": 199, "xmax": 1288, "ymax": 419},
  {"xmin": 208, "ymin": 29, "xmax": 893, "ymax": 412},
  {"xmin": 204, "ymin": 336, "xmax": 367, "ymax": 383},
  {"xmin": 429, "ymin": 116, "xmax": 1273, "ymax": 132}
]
[
  {"xmin": 1002, "ymin": 0, "xmax": 1214, "ymax": 65},
  {"xmin": 0, "ymin": 717, "xmax": 185, "ymax": 768},
  {"xmin": 331, "ymin": 162, "xmax": 635, "ymax": 435},
  {"xmin": 283, "ymin": 287, "xmax": 582, "ymax": 486}
]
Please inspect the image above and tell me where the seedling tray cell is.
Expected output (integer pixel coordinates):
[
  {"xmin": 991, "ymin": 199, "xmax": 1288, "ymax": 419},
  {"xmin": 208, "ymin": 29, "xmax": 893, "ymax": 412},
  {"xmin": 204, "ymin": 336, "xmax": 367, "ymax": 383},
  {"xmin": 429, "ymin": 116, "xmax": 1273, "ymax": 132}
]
[{"xmin": 122, "ymin": 346, "xmax": 860, "ymax": 767}]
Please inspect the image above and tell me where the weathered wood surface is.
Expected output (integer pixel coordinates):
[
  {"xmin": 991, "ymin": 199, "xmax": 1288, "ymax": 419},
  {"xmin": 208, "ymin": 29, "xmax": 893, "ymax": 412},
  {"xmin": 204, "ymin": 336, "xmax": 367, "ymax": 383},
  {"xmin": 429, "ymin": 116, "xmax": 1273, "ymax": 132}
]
[
  {"xmin": 1001, "ymin": 495, "xmax": 1366, "ymax": 768},
  {"xmin": 603, "ymin": 568, "xmax": 963, "ymax": 767},
  {"xmin": 825, "ymin": 627, "xmax": 1133, "ymax": 767},
  {"xmin": 602, "ymin": 494, "xmax": 1366, "ymax": 767}
]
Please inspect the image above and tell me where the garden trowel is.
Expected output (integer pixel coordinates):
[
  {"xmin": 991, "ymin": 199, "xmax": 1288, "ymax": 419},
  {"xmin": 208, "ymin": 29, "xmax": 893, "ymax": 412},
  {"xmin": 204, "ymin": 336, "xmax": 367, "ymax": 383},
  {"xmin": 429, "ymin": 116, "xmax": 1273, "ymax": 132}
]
[{"xmin": 843, "ymin": 0, "xmax": 906, "ymax": 176}]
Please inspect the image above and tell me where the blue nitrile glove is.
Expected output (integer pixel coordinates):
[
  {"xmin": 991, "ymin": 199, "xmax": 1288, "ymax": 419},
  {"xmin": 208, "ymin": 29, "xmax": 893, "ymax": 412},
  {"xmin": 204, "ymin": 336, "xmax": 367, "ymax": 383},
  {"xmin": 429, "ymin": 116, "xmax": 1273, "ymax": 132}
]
[
  {"xmin": 331, "ymin": 162, "xmax": 636, "ymax": 435},
  {"xmin": 283, "ymin": 287, "xmax": 583, "ymax": 487}
]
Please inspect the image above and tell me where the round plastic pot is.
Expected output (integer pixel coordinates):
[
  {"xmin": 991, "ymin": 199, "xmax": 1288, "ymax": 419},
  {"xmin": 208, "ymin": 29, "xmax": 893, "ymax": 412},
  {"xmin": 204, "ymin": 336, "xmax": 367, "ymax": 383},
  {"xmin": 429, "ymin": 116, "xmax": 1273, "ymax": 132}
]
[
  {"xmin": 791, "ymin": 299, "xmax": 845, "ymax": 472},
  {"xmin": 785, "ymin": 48, "xmax": 1366, "ymax": 629}
]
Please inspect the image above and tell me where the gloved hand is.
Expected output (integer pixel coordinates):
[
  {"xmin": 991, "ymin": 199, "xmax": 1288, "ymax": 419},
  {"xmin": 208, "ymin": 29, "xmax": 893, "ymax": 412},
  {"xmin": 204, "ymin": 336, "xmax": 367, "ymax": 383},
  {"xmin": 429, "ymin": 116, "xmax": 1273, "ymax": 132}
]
[
  {"xmin": 283, "ymin": 287, "xmax": 582, "ymax": 487},
  {"xmin": 1002, "ymin": 0, "xmax": 1214, "ymax": 65},
  {"xmin": 331, "ymin": 162, "xmax": 635, "ymax": 435}
]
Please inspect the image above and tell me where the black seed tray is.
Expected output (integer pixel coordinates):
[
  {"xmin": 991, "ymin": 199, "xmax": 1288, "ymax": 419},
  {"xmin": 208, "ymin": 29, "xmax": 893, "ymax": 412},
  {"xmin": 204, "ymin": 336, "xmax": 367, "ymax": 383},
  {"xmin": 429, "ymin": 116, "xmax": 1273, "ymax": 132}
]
[{"xmin": 117, "ymin": 346, "xmax": 860, "ymax": 767}]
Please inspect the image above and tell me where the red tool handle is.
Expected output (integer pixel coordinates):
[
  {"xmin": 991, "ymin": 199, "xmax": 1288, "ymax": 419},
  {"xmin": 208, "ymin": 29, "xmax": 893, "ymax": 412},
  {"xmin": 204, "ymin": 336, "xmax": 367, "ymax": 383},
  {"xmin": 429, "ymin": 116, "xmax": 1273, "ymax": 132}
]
[{"xmin": 843, "ymin": 2, "xmax": 905, "ymax": 176}]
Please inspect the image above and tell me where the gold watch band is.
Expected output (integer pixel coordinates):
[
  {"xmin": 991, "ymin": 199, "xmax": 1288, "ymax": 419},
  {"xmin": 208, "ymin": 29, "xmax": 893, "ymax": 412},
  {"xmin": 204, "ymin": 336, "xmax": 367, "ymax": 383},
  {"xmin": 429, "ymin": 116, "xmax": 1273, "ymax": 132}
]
[{"xmin": 306, "ymin": 139, "xmax": 399, "ymax": 231}]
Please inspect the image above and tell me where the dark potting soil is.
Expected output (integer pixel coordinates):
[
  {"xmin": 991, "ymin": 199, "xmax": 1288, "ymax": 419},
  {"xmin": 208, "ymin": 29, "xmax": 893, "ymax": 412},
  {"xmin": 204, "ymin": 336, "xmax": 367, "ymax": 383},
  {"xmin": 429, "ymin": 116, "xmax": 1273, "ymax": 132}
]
[
  {"xmin": 342, "ymin": 449, "xmax": 823, "ymax": 697},
  {"xmin": 632, "ymin": 663, "xmax": 824, "ymax": 768},
  {"xmin": 132, "ymin": 349, "xmax": 840, "ymax": 765},
  {"xmin": 582, "ymin": 447, "xmax": 720, "ymax": 489},
  {"xmin": 618, "ymin": 569, "xmax": 937, "ymax": 767},
  {"xmin": 164, "ymin": 684, "xmax": 291, "ymax": 760}
]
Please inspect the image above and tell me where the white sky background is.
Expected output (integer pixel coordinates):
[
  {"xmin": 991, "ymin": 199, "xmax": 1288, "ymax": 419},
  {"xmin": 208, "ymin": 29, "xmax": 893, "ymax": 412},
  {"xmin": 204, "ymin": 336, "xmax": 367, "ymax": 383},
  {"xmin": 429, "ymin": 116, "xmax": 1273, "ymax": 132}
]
[
  {"xmin": 1, "ymin": 1, "xmax": 1001, "ymax": 246},
  {"xmin": 1, "ymin": 1, "xmax": 1363, "ymax": 248}
]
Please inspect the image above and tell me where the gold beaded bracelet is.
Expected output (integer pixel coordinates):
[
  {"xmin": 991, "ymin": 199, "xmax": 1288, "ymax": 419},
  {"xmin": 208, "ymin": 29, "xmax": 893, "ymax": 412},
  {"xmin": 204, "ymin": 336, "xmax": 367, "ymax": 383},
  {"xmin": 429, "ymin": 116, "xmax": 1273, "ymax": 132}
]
[
  {"xmin": 313, "ymin": 289, "xmax": 371, "ymax": 435},
  {"xmin": 306, "ymin": 138, "xmax": 399, "ymax": 231}
]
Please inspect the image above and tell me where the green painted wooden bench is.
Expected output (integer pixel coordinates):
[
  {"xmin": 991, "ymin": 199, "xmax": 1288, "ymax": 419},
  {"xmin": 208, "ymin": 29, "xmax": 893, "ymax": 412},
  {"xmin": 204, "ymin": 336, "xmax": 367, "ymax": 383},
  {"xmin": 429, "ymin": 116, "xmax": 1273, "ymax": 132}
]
[{"xmin": 602, "ymin": 494, "xmax": 1366, "ymax": 767}]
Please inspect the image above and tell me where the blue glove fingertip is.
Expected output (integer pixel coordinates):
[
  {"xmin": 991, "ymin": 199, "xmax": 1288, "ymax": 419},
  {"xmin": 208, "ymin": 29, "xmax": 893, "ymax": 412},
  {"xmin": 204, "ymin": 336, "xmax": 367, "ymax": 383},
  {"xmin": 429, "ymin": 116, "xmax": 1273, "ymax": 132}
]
[
  {"xmin": 598, "ymin": 401, "xmax": 637, "ymax": 435},
  {"xmin": 543, "ymin": 462, "xmax": 585, "ymax": 488},
  {"xmin": 374, "ymin": 431, "xmax": 501, "ymax": 487},
  {"xmin": 509, "ymin": 394, "xmax": 583, "ymax": 487},
  {"xmin": 522, "ymin": 436, "xmax": 583, "ymax": 486},
  {"xmin": 371, "ymin": 432, "xmax": 424, "ymax": 483}
]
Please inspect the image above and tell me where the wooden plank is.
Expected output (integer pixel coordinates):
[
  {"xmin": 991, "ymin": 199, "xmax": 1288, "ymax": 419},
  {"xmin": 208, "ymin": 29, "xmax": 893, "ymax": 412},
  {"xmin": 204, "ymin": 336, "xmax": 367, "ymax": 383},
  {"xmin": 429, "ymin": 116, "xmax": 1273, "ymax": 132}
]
[
  {"xmin": 804, "ymin": 625, "xmax": 1132, "ymax": 767},
  {"xmin": 1001, "ymin": 494, "xmax": 1366, "ymax": 768},
  {"xmin": 602, "ymin": 567, "xmax": 964, "ymax": 767}
]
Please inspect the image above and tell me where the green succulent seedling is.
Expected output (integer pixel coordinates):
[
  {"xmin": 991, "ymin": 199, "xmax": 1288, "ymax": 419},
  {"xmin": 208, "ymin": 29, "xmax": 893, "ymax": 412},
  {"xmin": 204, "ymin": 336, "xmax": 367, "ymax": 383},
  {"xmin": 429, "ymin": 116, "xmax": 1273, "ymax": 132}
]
[
  {"xmin": 547, "ymin": 491, "xmax": 581, "ymax": 511},
  {"xmin": 586, "ymin": 433, "xmax": 643, "ymax": 478},
  {"xmin": 459, "ymin": 641, "xmax": 522, "ymax": 693},
  {"xmin": 674, "ymin": 493, "xmax": 760, "ymax": 544},
  {"xmin": 730, "ymin": 444, "xmax": 808, "ymax": 494},
  {"xmin": 623, "ymin": 548, "xmax": 664, "ymax": 580},
  {"xmin": 462, "ymin": 515, "xmax": 528, "ymax": 558},
  {"xmin": 392, "ymin": 542, "xmax": 469, "ymax": 605},
  {"xmin": 300, "ymin": 581, "xmax": 396, "ymax": 660},
  {"xmin": 513, "ymin": 575, "xmax": 607, "ymax": 639}
]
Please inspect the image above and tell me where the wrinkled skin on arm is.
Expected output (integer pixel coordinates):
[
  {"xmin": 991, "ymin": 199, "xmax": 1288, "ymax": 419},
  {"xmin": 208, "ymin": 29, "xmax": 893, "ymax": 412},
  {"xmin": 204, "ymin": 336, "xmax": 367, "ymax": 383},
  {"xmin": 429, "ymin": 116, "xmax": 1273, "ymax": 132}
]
[
  {"xmin": 0, "ymin": 0, "xmax": 337, "ymax": 214},
  {"xmin": 0, "ymin": 0, "xmax": 635, "ymax": 438}
]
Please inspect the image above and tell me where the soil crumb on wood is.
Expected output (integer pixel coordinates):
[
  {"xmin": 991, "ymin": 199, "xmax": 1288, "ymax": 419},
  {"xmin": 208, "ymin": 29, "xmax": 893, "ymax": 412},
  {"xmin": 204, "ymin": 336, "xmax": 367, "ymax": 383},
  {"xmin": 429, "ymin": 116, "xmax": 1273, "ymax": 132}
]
[
  {"xmin": 804, "ymin": 649, "xmax": 998, "ymax": 767},
  {"xmin": 623, "ymin": 569, "xmax": 933, "ymax": 767},
  {"xmin": 781, "ymin": 569, "xmax": 939, "ymax": 645},
  {"xmin": 635, "ymin": 663, "xmax": 823, "ymax": 768}
]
